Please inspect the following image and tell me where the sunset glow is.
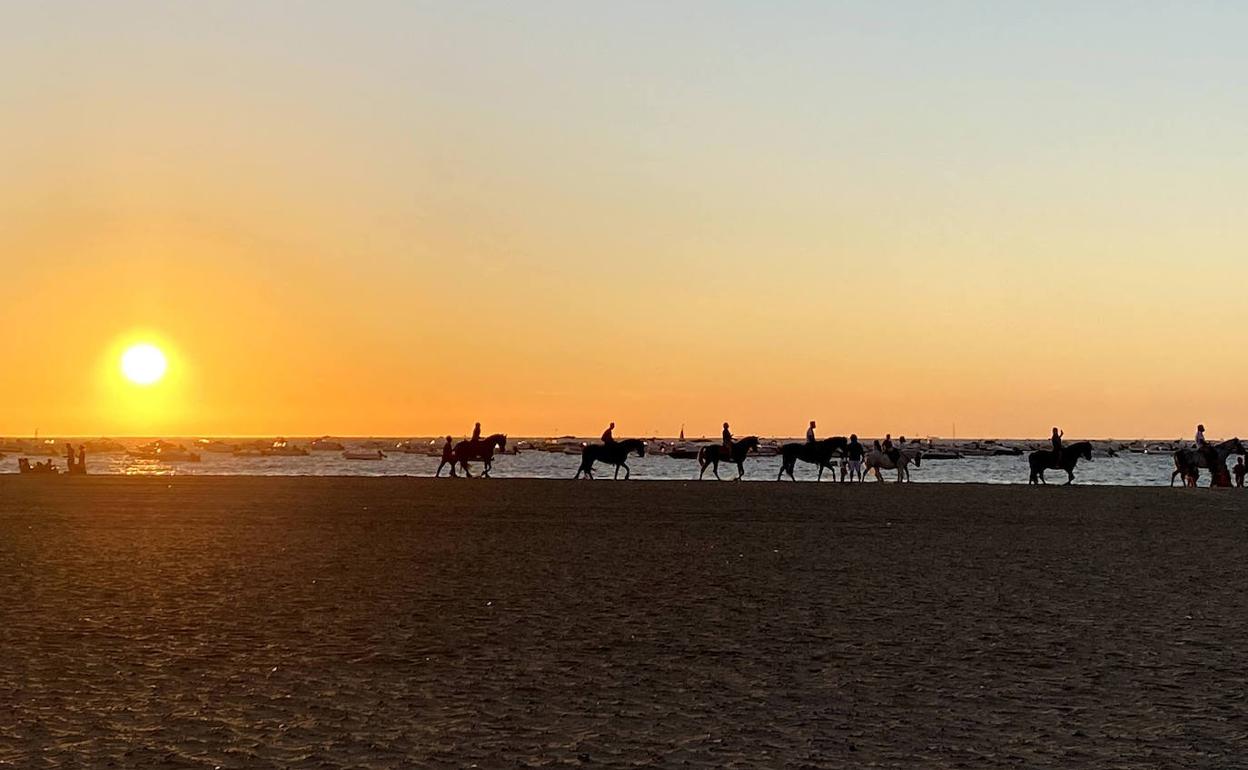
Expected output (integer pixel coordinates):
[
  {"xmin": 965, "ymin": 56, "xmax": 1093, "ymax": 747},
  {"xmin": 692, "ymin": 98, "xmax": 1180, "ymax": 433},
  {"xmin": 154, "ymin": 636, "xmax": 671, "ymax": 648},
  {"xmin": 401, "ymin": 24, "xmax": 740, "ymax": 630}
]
[
  {"xmin": 120, "ymin": 344, "xmax": 167, "ymax": 386},
  {"xmin": 3, "ymin": 3, "xmax": 1246, "ymax": 439}
]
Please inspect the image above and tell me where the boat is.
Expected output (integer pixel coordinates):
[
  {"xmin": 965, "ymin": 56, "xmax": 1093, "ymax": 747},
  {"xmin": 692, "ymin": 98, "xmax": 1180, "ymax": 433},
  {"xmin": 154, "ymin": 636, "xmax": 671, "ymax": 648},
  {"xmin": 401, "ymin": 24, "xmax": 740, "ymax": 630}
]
[
  {"xmin": 667, "ymin": 444, "xmax": 703, "ymax": 460},
  {"xmin": 194, "ymin": 439, "xmax": 238, "ymax": 454},
  {"xmin": 309, "ymin": 437, "xmax": 345, "ymax": 451},
  {"xmin": 395, "ymin": 440, "xmax": 438, "ymax": 455},
  {"xmin": 343, "ymin": 449, "xmax": 386, "ymax": 460},
  {"xmin": 264, "ymin": 438, "xmax": 309, "ymax": 456},
  {"xmin": 83, "ymin": 438, "xmax": 127, "ymax": 453},
  {"xmin": 127, "ymin": 441, "xmax": 201, "ymax": 462}
]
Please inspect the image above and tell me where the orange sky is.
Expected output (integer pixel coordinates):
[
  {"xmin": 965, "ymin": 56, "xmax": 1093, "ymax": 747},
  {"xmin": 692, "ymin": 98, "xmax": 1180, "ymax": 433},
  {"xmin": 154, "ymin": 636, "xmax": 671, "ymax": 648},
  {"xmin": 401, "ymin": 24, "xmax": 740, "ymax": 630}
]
[{"xmin": 3, "ymin": 3, "xmax": 1245, "ymax": 439}]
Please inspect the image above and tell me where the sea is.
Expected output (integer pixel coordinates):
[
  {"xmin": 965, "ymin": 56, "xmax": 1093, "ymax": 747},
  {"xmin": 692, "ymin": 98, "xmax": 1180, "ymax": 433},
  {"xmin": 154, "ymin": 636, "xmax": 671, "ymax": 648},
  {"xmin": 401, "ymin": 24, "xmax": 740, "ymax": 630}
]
[{"xmin": 3, "ymin": 438, "xmax": 1195, "ymax": 486}]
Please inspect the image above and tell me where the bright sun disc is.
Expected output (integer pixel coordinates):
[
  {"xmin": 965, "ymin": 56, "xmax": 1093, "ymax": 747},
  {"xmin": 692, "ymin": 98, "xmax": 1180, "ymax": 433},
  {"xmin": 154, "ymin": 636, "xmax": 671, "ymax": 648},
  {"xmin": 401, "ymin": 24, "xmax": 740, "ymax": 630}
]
[{"xmin": 121, "ymin": 344, "xmax": 168, "ymax": 385}]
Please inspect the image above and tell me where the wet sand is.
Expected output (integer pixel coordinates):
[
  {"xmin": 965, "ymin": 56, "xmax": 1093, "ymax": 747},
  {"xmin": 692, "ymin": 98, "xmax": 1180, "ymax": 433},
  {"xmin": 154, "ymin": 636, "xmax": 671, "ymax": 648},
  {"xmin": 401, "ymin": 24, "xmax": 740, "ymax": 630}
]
[{"xmin": 2, "ymin": 477, "xmax": 1247, "ymax": 768}]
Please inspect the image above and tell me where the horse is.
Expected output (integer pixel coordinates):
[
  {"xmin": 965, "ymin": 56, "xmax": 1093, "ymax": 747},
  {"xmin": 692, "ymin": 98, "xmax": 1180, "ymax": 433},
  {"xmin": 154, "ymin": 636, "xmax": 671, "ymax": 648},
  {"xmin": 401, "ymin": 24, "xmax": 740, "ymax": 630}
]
[
  {"xmin": 1027, "ymin": 441, "xmax": 1093, "ymax": 485},
  {"xmin": 451, "ymin": 433, "xmax": 507, "ymax": 478},
  {"xmin": 777, "ymin": 436, "xmax": 849, "ymax": 481},
  {"xmin": 698, "ymin": 436, "xmax": 761, "ymax": 480},
  {"xmin": 575, "ymin": 439, "xmax": 647, "ymax": 480},
  {"xmin": 863, "ymin": 447, "xmax": 922, "ymax": 482},
  {"xmin": 1171, "ymin": 438, "xmax": 1245, "ymax": 488}
]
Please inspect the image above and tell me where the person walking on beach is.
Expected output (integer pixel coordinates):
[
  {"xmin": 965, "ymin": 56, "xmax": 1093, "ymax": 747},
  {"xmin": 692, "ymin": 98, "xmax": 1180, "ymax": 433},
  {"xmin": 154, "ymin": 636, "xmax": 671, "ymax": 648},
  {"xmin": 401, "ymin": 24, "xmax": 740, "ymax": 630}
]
[
  {"xmin": 1235, "ymin": 456, "xmax": 1246, "ymax": 488},
  {"xmin": 1051, "ymin": 427, "xmax": 1063, "ymax": 468},
  {"xmin": 436, "ymin": 436, "xmax": 454, "ymax": 477},
  {"xmin": 1195, "ymin": 424, "xmax": 1206, "ymax": 448},
  {"xmin": 846, "ymin": 434, "xmax": 865, "ymax": 482},
  {"xmin": 601, "ymin": 422, "xmax": 616, "ymax": 445},
  {"xmin": 806, "ymin": 420, "xmax": 817, "ymax": 444}
]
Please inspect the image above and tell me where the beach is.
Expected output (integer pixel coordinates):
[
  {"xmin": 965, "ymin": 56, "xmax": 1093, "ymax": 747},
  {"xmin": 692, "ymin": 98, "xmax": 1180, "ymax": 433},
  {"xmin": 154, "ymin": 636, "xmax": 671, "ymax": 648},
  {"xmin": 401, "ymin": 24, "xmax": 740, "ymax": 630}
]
[{"xmin": 3, "ymin": 477, "xmax": 1247, "ymax": 768}]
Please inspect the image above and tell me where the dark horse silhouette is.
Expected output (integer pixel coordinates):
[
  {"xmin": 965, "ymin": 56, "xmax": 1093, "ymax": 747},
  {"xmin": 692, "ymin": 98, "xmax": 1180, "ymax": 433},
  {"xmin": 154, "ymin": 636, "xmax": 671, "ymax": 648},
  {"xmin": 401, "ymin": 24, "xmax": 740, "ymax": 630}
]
[
  {"xmin": 1028, "ymin": 441, "xmax": 1093, "ymax": 485},
  {"xmin": 575, "ymin": 438, "xmax": 647, "ymax": 480},
  {"xmin": 777, "ymin": 436, "xmax": 849, "ymax": 481},
  {"xmin": 1171, "ymin": 438, "xmax": 1245, "ymax": 487},
  {"xmin": 698, "ymin": 436, "xmax": 760, "ymax": 480},
  {"xmin": 451, "ymin": 433, "xmax": 507, "ymax": 478}
]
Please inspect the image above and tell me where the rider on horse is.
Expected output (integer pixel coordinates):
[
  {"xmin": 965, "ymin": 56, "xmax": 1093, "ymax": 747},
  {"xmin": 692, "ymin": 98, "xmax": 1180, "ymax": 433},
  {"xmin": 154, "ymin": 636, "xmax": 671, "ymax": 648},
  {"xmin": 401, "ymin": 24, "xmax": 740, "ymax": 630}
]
[
  {"xmin": 722, "ymin": 422, "xmax": 733, "ymax": 455},
  {"xmin": 602, "ymin": 422, "xmax": 615, "ymax": 445},
  {"xmin": 882, "ymin": 434, "xmax": 899, "ymax": 464},
  {"xmin": 471, "ymin": 422, "xmax": 482, "ymax": 444},
  {"xmin": 806, "ymin": 421, "xmax": 816, "ymax": 444},
  {"xmin": 1050, "ymin": 427, "xmax": 1063, "ymax": 468}
]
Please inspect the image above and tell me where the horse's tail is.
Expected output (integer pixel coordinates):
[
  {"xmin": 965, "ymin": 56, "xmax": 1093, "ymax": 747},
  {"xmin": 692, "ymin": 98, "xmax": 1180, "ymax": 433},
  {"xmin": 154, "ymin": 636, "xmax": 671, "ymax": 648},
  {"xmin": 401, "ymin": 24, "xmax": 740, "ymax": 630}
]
[{"xmin": 697, "ymin": 445, "xmax": 708, "ymax": 465}]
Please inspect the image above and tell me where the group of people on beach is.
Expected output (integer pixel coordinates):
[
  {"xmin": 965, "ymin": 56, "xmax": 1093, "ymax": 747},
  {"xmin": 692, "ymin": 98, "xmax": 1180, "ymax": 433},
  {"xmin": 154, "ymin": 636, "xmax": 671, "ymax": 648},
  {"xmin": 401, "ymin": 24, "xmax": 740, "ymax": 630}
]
[{"xmin": 18, "ymin": 443, "xmax": 86, "ymax": 475}]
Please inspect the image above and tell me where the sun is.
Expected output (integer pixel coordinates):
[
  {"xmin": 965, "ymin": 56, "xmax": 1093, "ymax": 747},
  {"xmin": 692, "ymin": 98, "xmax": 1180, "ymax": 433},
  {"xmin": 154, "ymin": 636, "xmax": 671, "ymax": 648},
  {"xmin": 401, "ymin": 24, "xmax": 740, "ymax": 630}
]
[{"xmin": 121, "ymin": 343, "xmax": 168, "ymax": 385}]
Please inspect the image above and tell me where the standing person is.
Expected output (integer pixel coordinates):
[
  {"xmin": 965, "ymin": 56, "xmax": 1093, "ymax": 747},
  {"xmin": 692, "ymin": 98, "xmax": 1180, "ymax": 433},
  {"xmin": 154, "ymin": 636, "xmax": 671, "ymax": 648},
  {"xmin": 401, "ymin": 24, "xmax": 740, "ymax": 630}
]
[
  {"xmin": 846, "ymin": 434, "xmax": 865, "ymax": 482},
  {"xmin": 471, "ymin": 422, "xmax": 482, "ymax": 443},
  {"xmin": 436, "ymin": 436, "xmax": 455, "ymax": 477},
  {"xmin": 1195, "ymin": 424, "xmax": 1206, "ymax": 448},
  {"xmin": 64, "ymin": 443, "xmax": 76, "ymax": 474},
  {"xmin": 1235, "ymin": 456, "xmax": 1246, "ymax": 488},
  {"xmin": 722, "ymin": 422, "xmax": 733, "ymax": 457},
  {"xmin": 76, "ymin": 445, "xmax": 86, "ymax": 475},
  {"xmin": 601, "ymin": 422, "xmax": 616, "ymax": 445},
  {"xmin": 806, "ymin": 420, "xmax": 817, "ymax": 444}
]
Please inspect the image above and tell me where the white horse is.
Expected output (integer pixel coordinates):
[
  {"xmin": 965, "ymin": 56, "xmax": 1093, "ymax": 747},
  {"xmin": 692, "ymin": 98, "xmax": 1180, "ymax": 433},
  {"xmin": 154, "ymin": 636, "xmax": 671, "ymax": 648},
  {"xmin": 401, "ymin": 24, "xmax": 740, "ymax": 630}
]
[{"xmin": 863, "ymin": 447, "xmax": 922, "ymax": 482}]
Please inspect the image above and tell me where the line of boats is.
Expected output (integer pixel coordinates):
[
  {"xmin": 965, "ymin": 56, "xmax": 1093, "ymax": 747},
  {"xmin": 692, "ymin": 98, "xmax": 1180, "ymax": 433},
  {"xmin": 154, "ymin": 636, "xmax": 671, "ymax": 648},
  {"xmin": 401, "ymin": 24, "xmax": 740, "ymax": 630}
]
[{"xmin": 2, "ymin": 435, "xmax": 1193, "ymax": 467}]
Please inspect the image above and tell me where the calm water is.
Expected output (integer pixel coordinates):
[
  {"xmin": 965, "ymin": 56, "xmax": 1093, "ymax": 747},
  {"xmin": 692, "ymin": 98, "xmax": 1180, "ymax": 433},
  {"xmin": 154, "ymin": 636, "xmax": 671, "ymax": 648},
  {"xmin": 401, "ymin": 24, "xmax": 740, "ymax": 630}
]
[{"xmin": 6, "ymin": 440, "xmax": 1189, "ymax": 486}]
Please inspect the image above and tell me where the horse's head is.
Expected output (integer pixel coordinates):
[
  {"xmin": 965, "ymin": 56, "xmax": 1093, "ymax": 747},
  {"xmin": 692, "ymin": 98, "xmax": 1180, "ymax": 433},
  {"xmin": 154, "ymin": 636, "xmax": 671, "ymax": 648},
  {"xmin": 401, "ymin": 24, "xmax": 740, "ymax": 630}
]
[
  {"xmin": 741, "ymin": 436, "xmax": 760, "ymax": 452},
  {"xmin": 494, "ymin": 434, "xmax": 508, "ymax": 452},
  {"xmin": 636, "ymin": 440, "xmax": 647, "ymax": 458},
  {"xmin": 1081, "ymin": 443, "xmax": 1093, "ymax": 461},
  {"xmin": 912, "ymin": 450, "xmax": 922, "ymax": 468},
  {"xmin": 1230, "ymin": 438, "xmax": 1246, "ymax": 456}
]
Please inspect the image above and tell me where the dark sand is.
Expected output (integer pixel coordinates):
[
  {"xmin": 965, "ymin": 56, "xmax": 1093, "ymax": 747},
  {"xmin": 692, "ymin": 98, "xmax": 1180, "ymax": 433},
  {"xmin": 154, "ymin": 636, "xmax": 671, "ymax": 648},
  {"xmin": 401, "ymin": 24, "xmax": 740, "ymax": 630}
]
[{"xmin": 2, "ymin": 477, "xmax": 1247, "ymax": 768}]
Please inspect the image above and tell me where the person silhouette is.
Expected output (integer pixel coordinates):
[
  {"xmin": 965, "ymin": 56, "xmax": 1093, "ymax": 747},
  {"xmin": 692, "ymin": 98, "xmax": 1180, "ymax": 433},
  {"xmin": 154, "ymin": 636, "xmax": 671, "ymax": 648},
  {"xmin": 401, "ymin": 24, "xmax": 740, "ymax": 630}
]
[
  {"xmin": 1050, "ymin": 427, "xmax": 1063, "ymax": 468},
  {"xmin": 722, "ymin": 422, "xmax": 733, "ymax": 457},
  {"xmin": 602, "ymin": 422, "xmax": 615, "ymax": 445},
  {"xmin": 471, "ymin": 422, "xmax": 482, "ymax": 444},
  {"xmin": 76, "ymin": 445, "xmax": 86, "ymax": 475},
  {"xmin": 806, "ymin": 421, "xmax": 816, "ymax": 444},
  {"xmin": 436, "ymin": 436, "xmax": 454, "ymax": 477},
  {"xmin": 882, "ymin": 433, "xmax": 899, "ymax": 464},
  {"xmin": 846, "ymin": 434, "xmax": 865, "ymax": 482},
  {"xmin": 1195, "ymin": 424, "xmax": 1206, "ymax": 448}
]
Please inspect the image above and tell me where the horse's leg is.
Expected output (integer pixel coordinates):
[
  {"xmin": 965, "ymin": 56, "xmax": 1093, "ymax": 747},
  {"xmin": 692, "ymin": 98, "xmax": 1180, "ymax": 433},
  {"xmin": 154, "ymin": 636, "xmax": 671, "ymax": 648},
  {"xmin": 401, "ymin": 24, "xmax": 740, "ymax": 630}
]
[
  {"xmin": 614, "ymin": 464, "xmax": 620, "ymax": 480},
  {"xmin": 699, "ymin": 461, "xmax": 708, "ymax": 480},
  {"xmin": 622, "ymin": 462, "xmax": 630, "ymax": 480},
  {"xmin": 817, "ymin": 463, "xmax": 824, "ymax": 482},
  {"xmin": 713, "ymin": 461, "xmax": 721, "ymax": 481},
  {"xmin": 736, "ymin": 461, "xmax": 744, "ymax": 481},
  {"xmin": 1065, "ymin": 467, "xmax": 1074, "ymax": 485}
]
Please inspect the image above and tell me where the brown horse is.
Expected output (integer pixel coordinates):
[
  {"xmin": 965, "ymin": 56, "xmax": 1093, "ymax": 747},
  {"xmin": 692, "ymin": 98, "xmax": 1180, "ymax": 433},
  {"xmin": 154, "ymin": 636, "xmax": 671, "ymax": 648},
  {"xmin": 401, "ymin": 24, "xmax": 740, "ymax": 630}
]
[
  {"xmin": 451, "ymin": 433, "xmax": 507, "ymax": 478},
  {"xmin": 777, "ymin": 437, "xmax": 848, "ymax": 481},
  {"xmin": 575, "ymin": 438, "xmax": 647, "ymax": 480},
  {"xmin": 698, "ymin": 436, "xmax": 760, "ymax": 480}
]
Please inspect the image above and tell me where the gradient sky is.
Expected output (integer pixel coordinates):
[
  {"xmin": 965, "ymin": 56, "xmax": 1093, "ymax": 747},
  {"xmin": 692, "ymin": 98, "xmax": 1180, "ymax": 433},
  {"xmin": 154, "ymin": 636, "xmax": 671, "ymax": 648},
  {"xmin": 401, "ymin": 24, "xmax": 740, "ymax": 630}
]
[{"xmin": 3, "ymin": 1, "xmax": 1245, "ymax": 438}]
